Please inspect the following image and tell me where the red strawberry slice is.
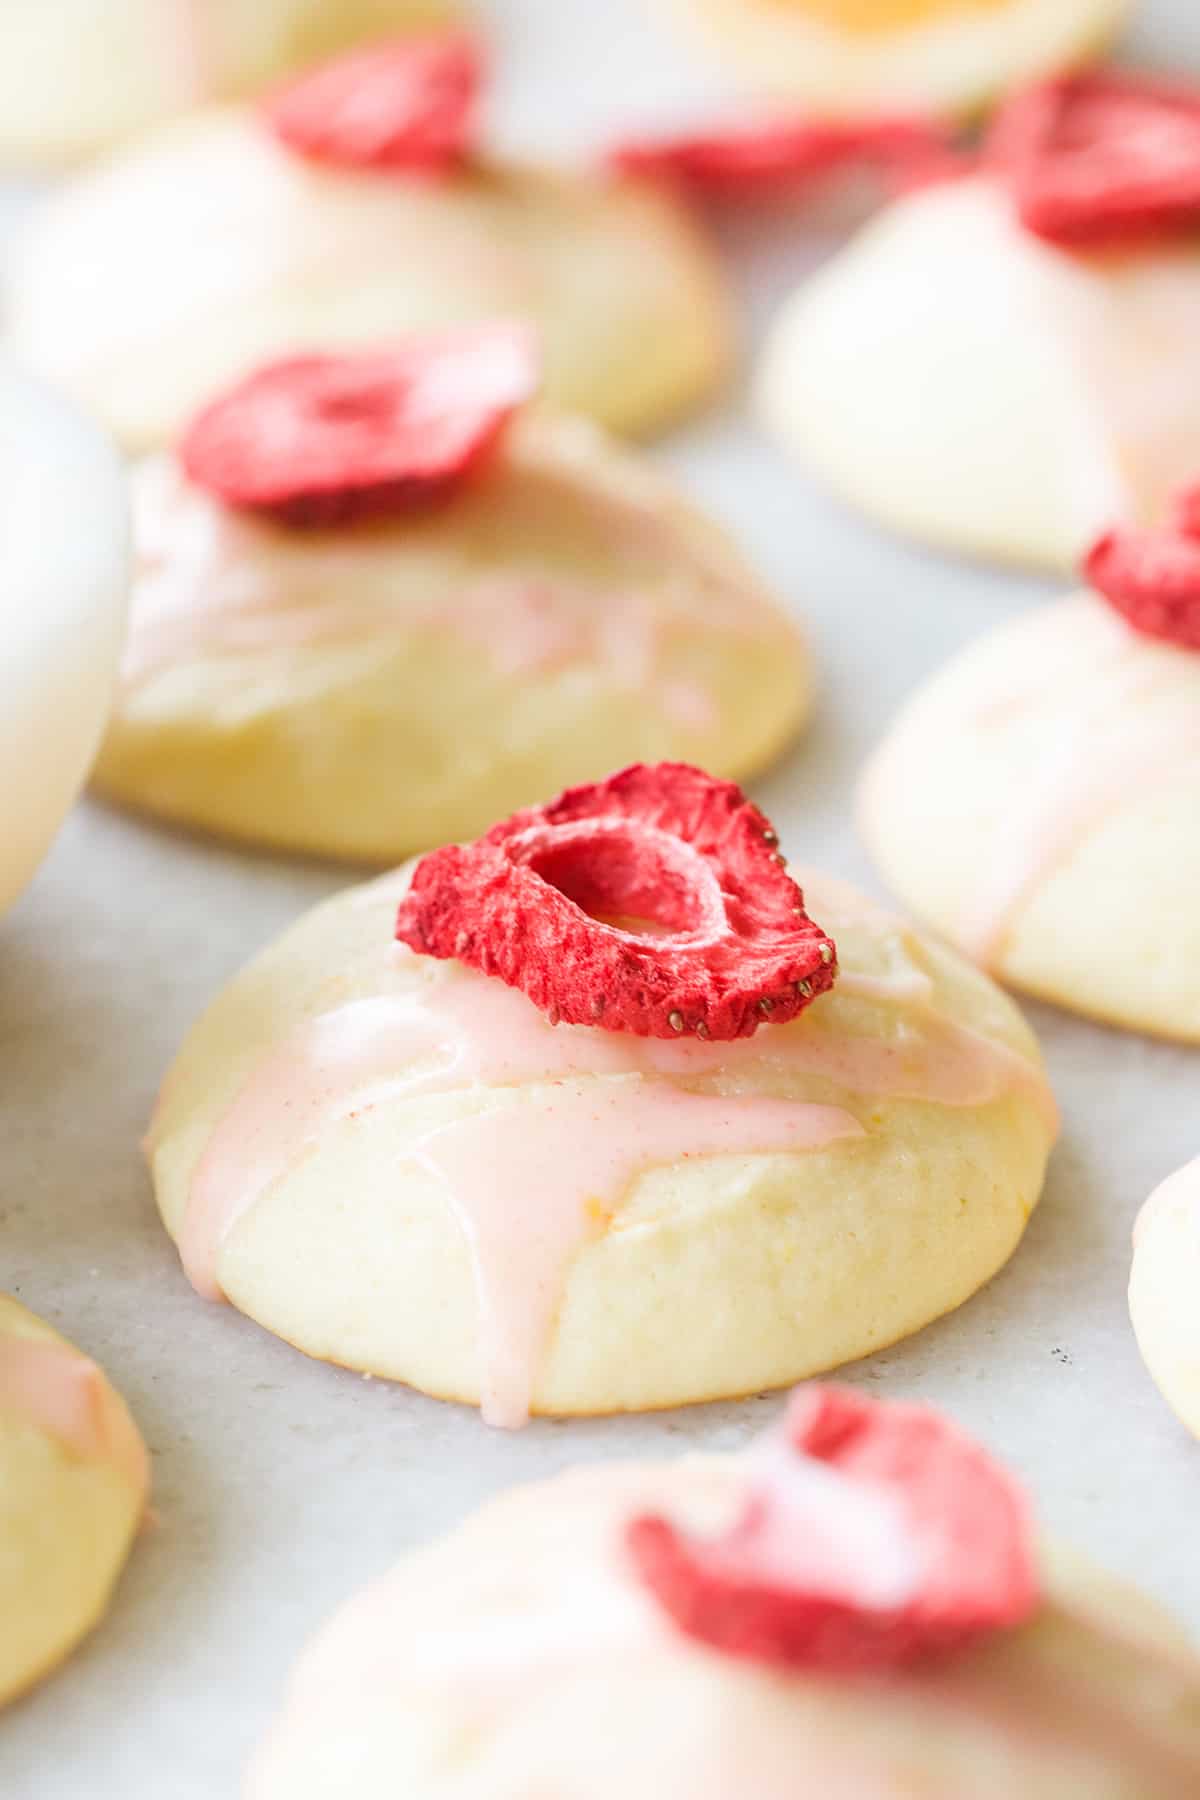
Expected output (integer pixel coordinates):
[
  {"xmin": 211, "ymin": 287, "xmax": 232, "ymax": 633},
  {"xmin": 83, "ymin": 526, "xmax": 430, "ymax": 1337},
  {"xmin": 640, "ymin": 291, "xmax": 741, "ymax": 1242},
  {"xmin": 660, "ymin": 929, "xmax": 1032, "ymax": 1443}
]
[
  {"xmin": 1084, "ymin": 508, "xmax": 1200, "ymax": 652},
  {"xmin": 989, "ymin": 73, "xmax": 1200, "ymax": 246},
  {"xmin": 394, "ymin": 763, "xmax": 837, "ymax": 1041},
  {"xmin": 610, "ymin": 115, "xmax": 957, "ymax": 198},
  {"xmin": 262, "ymin": 31, "xmax": 483, "ymax": 173},
  {"xmin": 179, "ymin": 325, "xmax": 539, "ymax": 528},
  {"xmin": 627, "ymin": 1384, "xmax": 1039, "ymax": 1673}
]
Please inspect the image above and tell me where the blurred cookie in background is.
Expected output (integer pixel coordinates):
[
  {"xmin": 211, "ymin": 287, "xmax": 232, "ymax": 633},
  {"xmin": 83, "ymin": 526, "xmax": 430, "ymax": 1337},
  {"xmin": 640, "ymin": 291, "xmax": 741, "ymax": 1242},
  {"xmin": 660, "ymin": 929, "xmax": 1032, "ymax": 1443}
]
[
  {"xmin": 652, "ymin": 0, "xmax": 1129, "ymax": 118},
  {"xmin": 5, "ymin": 31, "xmax": 731, "ymax": 449},
  {"xmin": 0, "ymin": 362, "xmax": 129, "ymax": 922},
  {"xmin": 757, "ymin": 74, "xmax": 1200, "ymax": 571},
  {"xmin": 0, "ymin": 0, "xmax": 459, "ymax": 169}
]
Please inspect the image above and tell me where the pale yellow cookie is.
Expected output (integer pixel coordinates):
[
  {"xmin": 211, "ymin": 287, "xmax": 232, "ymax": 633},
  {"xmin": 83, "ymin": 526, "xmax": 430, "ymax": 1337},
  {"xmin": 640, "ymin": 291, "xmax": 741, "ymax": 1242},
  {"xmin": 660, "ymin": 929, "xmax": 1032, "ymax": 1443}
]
[
  {"xmin": 0, "ymin": 0, "xmax": 457, "ymax": 168},
  {"xmin": 5, "ymin": 108, "xmax": 730, "ymax": 451},
  {"xmin": 93, "ymin": 414, "xmax": 810, "ymax": 861},
  {"xmin": 0, "ymin": 1296, "xmax": 149, "ymax": 1706},
  {"xmin": 1130, "ymin": 1158, "xmax": 1200, "ymax": 1440},
  {"xmin": 247, "ymin": 1454, "xmax": 1200, "ymax": 1799},
  {"xmin": 147, "ymin": 863, "xmax": 1056, "ymax": 1427},
  {"xmin": 859, "ymin": 592, "xmax": 1200, "ymax": 1040},
  {"xmin": 656, "ymin": 0, "xmax": 1128, "ymax": 117},
  {"xmin": 757, "ymin": 175, "xmax": 1200, "ymax": 571},
  {"xmin": 1, "ymin": 363, "xmax": 129, "ymax": 920}
]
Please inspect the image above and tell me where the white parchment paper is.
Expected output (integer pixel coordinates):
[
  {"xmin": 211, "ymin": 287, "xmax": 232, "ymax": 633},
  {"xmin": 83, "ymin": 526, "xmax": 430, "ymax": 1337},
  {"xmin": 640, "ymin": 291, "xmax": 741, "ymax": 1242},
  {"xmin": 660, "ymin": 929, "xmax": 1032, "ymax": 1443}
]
[{"xmin": 2, "ymin": 1, "xmax": 1198, "ymax": 1792}]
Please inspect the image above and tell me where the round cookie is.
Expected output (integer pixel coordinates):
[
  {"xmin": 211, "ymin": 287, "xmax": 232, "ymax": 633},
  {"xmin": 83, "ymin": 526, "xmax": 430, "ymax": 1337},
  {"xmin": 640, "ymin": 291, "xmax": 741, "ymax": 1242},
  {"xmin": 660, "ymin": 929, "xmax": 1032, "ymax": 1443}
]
[
  {"xmin": 5, "ymin": 93, "xmax": 730, "ymax": 452},
  {"xmin": 858, "ymin": 592, "xmax": 1200, "ymax": 1040},
  {"xmin": 0, "ymin": 1, "xmax": 456, "ymax": 169},
  {"xmin": 757, "ymin": 173, "xmax": 1200, "ymax": 571},
  {"xmin": 656, "ymin": 0, "xmax": 1127, "ymax": 118},
  {"xmin": 1, "ymin": 363, "xmax": 129, "ymax": 920},
  {"xmin": 1130, "ymin": 1158, "xmax": 1200, "ymax": 1440},
  {"xmin": 146, "ymin": 780, "xmax": 1056, "ymax": 1427},
  {"xmin": 93, "ymin": 407, "xmax": 811, "ymax": 861},
  {"xmin": 247, "ymin": 1390, "xmax": 1200, "ymax": 1799},
  {"xmin": 0, "ymin": 1296, "xmax": 149, "ymax": 1706}
]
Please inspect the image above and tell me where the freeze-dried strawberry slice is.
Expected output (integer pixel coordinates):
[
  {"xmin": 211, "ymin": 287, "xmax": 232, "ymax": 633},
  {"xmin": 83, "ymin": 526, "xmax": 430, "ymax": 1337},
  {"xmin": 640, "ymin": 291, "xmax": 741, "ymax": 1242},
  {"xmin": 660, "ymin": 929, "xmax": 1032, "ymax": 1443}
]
[
  {"xmin": 1171, "ymin": 483, "xmax": 1200, "ymax": 539},
  {"xmin": 610, "ymin": 115, "xmax": 957, "ymax": 198},
  {"xmin": 627, "ymin": 1385, "xmax": 1039, "ymax": 1673},
  {"xmin": 262, "ymin": 31, "xmax": 482, "ymax": 173},
  {"xmin": 1084, "ymin": 514, "xmax": 1200, "ymax": 652},
  {"xmin": 179, "ymin": 326, "xmax": 538, "ymax": 527},
  {"xmin": 989, "ymin": 73, "xmax": 1200, "ymax": 246},
  {"xmin": 394, "ymin": 763, "xmax": 837, "ymax": 1040}
]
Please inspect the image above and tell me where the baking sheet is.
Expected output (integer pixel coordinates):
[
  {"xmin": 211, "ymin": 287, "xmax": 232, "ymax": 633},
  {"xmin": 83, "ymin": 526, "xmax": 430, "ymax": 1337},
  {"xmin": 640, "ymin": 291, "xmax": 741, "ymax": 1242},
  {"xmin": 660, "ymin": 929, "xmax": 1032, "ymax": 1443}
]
[{"xmin": 2, "ymin": 1, "xmax": 1198, "ymax": 1792}]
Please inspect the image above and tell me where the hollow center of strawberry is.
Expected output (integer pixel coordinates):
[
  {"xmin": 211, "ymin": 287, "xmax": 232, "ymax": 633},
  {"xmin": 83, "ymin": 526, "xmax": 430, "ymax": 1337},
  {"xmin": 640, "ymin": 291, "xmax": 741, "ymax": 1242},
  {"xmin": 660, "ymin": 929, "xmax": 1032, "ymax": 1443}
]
[{"xmin": 512, "ymin": 820, "xmax": 727, "ymax": 946}]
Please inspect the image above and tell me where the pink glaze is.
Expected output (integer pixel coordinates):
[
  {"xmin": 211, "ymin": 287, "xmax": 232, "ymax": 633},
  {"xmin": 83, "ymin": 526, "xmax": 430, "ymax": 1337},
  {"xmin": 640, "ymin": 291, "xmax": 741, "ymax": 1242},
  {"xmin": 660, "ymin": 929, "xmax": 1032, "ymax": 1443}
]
[
  {"xmin": 0, "ymin": 1327, "xmax": 148, "ymax": 1492},
  {"xmin": 178, "ymin": 943, "xmax": 1052, "ymax": 1427},
  {"xmin": 958, "ymin": 628, "xmax": 1200, "ymax": 967},
  {"xmin": 120, "ymin": 459, "xmax": 746, "ymax": 726}
]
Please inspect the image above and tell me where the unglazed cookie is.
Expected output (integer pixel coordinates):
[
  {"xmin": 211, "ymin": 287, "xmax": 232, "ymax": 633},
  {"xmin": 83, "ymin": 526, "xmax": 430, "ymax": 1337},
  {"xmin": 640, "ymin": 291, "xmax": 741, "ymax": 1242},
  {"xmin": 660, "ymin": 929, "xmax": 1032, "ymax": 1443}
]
[
  {"xmin": 92, "ymin": 342, "xmax": 810, "ymax": 861},
  {"xmin": 247, "ymin": 1386, "xmax": 1200, "ymax": 1799},
  {"xmin": 1, "ymin": 363, "xmax": 129, "ymax": 919},
  {"xmin": 5, "ymin": 38, "xmax": 729, "ymax": 452},
  {"xmin": 657, "ymin": 0, "xmax": 1127, "ymax": 117},
  {"xmin": 0, "ymin": 1296, "xmax": 149, "ymax": 1706},
  {"xmin": 0, "ymin": 0, "xmax": 456, "ymax": 168},
  {"xmin": 859, "ymin": 588, "xmax": 1200, "ymax": 1040},
  {"xmin": 757, "ymin": 164, "xmax": 1200, "ymax": 570},
  {"xmin": 146, "ymin": 766, "xmax": 1056, "ymax": 1427},
  {"xmin": 1131, "ymin": 1158, "xmax": 1200, "ymax": 1440}
]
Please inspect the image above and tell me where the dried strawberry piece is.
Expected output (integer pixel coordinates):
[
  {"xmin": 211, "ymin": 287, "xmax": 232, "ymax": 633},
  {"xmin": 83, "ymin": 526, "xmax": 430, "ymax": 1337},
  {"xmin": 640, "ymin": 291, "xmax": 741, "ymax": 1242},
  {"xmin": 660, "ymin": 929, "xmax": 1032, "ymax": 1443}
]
[
  {"xmin": 988, "ymin": 73, "xmax": 1200, "ymax": 246},
  {"xmin": 179, "ymin": 325, "xmax": 538, "ymax": 527},
  {"xmin": 394, "ymin": 763, "xmax": 837, "ymax": 1040},
  {"xmin": 1170, "ymin": 483, "xmax": 1200, "ymax": 539},
  {"xmin": 610, "ymin": 115, "xmax": 957, "ymax": 199},
  {"xmin": 627, "ymin": 1385, "xmax": 1039, "ymax": 1673},
  {"xmin": 1084, "ymin": 516, "xmax": 1200, "ymax": 652},
  {"xmin": 262, "ymin": 31, "xmax": 483, "ymax": 173}
]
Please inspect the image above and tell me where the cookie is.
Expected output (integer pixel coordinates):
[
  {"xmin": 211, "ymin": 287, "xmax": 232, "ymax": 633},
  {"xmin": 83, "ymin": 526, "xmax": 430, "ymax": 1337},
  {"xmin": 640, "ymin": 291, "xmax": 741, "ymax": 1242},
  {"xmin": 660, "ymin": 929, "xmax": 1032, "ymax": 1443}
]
[
  {"xmin": 1, "ymin": 366, "xmax": 129, "ymax": 919},
  {"xmin": 0, "ymin": 1297, "xmax": 149, "ymax": 1706},
  {"xmin": 146, "ymin": 768, "xmax": 1056, "ymax": 1426},
  {"xmin": 6, "ymin": 50, "xmax": 729, "ymax": 449},
  {"xmin": 655, "ymin": 0, "xmax": 1127, "ymax": 117},
  {"xmin": 1130, "ymin": 1158, "xmax": 1200, "ymax": 1440},
  {"xmin": 0, "ymin": 1, "xmax": 457, "ymax": 167},
  {"xmin": 859, "ymin": 592, "xmax": 1200, "ymax": 1040},
  {"xmin": 247, "ymin": 1385, "xmax": 1200, "ymax": 1798},
  {"xmin": 92, "ymin": 367, "xmax": 810, "ymax": 860},
  {"xmin": 757, "ymin": 172, "xmax": 1200, "ymax": 570}
]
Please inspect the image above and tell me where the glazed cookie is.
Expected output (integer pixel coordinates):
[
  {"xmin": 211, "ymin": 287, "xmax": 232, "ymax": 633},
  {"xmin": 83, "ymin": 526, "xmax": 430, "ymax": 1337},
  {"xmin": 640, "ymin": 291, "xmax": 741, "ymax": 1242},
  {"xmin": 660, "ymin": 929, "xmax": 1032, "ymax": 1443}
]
[
  {"xmin": 92, "ymin": 334, "xmax": 810, "ymax": 860},
  {"xmin": 147, "ymin": 765, "xmax": 1056, "ymax": 1428},
  {"xmin": 655, "ymin": 0, "xmax": 1127, "ymax": 117},
  {"xmin": 5, "ymin": 33, "xmax": 729, "ymax": 451},
  {"xmin": 859, "ymin": 509, "xmax": 1200, "ymax": 1039},
  {"xmin": 1, "ymin": 363, "xmax": 129, "ymax": 919},
  {"xmin": 1130, "ymin": 1158, "xmax": 1200, "ymax": 1440},
  {"xmin": 247, "ymin": 1384, "xmax": 1200, "ymax": 1798},
  {"xmin": 757, "ymin": 75, "xmax": 1200, "ymax": 571},
  {"xmin": 0, "ymin": 0, "xmax": 456, "ymax": 168},
  {"xmin": 0, "ymin": 1297, "xmax": 149, "ymax": 1706}
]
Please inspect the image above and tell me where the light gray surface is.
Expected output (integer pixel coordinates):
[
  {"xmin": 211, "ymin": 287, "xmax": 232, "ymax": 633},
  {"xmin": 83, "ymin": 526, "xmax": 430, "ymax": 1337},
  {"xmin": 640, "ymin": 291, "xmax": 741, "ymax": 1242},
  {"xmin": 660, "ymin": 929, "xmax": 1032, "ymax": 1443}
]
[{"xmin": 3, "ymin": 1, "xmax": 1199, "ymax": 1793}]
